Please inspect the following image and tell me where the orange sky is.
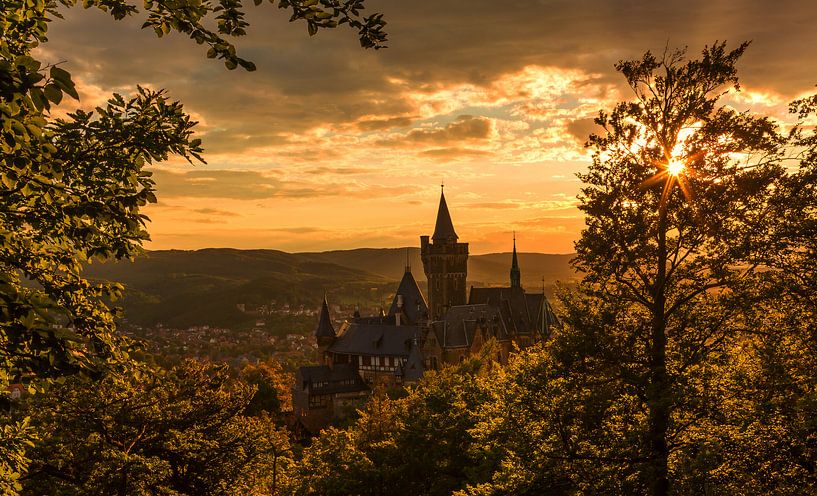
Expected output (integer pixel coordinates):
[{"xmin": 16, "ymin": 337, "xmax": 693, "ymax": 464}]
[{"xmin": 39, "ymin": 1, "xmax": 817, "ymax": 254}]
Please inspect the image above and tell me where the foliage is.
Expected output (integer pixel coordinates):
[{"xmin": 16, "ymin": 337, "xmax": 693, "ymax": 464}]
[
  {"xmin": 0, "ymin": 417, "xmax": 34, "ymax": 495},
  {"xmin": 293, "ymin": 355, "xmax": 496, "ymax": 496},
  {"xmin": 18, "ymin": 360, "xmax": 293, "ymax": 495},
  {"xmin": 1, "ymin": 0, "xmax": 385, "ymax": 486},
  {"xmin": 461, "ymin": 42, "xmax": 803, "ymax": 496},
  {"xmin": 240, "ymin": 359, "xmax": 293, "ymax": 419}
]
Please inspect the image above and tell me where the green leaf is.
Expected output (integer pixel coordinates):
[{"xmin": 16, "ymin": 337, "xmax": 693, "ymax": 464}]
[
  {"xmin": 43, "ymin": 84, "xmax": 63, "ymax": 105},
  {"xmin": 30, "ymin": 88, "xmax": 47, "ymax": 111}
]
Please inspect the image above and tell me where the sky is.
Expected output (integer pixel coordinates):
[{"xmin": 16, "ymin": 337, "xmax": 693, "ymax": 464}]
[{"xmin": 39, "ymin": 0, "xmax": 817, "ymax": 254}]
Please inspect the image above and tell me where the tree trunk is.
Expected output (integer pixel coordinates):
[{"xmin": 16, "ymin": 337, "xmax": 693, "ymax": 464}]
[{"xmin": 648, "ymin": 199, "xmax": 671, "ymax": 496}]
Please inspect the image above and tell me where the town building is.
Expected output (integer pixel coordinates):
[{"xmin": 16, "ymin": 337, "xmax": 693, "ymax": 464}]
[{"xmin": 292, "ymin": 187, "xmax": 560, "ymax": 432}]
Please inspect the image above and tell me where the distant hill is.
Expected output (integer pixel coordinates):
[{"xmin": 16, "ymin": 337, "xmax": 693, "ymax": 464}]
[
  {"xmin": 85, "ymin": 248, "xmax": 578, "ymax": 329},
  {"xmin": 84, "ymin": 249, "xmax": 389, "ymax": 329},
  {"xmin": 300, "ymin": 248, "xmax": 578, "ymax": 287}
]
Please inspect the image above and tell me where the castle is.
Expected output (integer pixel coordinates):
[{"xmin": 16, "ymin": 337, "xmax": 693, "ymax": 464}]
[{"xmin": 291, "ymin": 188, "xmax": 559, "ymax": 432}]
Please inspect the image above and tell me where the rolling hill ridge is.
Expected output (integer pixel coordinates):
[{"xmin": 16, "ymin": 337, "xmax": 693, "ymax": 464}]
[{"xmin": 85, "ymin": 248, "xmax": 578, "ymax": 328}]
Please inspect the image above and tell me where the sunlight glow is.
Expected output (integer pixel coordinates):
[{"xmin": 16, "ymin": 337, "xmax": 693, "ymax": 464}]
[{"xmin": 667, "ymin": 159, "xmax": 685, "ymax": 177}]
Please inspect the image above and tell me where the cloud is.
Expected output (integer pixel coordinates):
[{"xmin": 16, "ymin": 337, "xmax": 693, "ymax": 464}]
[
  {"xmin": 406, "ymin": 115, "xmax": 493, "ymax": 143},
  {"xmin": 38, "ymin": 1, "xmax": 817, "ymax": 253},
  {"xmin": 566, "ymin": 117, "xmax": 604, "ymax": 146},
  {"xmin": 192, "ymin": 208, "xmax": 240, "ymax": 217},
  {"xmin": 151, "ymin": 168, "xmax": 411, "ymax": 201},
  {"xmin": 357, "ymin": 116, "xmax": 415, "ymax": 131}
]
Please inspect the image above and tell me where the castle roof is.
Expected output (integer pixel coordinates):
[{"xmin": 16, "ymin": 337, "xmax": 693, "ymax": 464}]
[
  {"xmin": 387, "ymin": 268, "xmax": 429, "ymax": 325},
  {"xmin": 295, "ymin": 363, "xmax": 369, "ymax": 395},
  {"xmin": 401, "ymin": 338, "xmax": 426, "ymax": 382},
  {"xmin": 314, "ymin": 295, "xmax": 336, "ymax": 338},
  {"xmin": 469, "ymin": 286, "xmax": 560, "ymax": 337},
  {"xmin": 328, "ymin": 322, "xmax": 419, "ymax": 357},
  {"xmin": 432, "ymin": 188, "xmax": 458, "ymax": 243},
  {"xmin": 431, "ymin": 303, "xmax": 509, "ymax": 349}
]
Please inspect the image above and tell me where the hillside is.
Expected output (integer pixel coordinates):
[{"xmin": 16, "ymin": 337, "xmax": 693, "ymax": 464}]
[
  {"xmin": 84, "ymin": 249, "xmax": 389, "ymax": 329},
  {"xmin": 85, "ymin": 248, "xmax": 578, "ymax": 329},
  {"xmin": 300, "ymin": 248, "xmax": 579, "ymax": 286}
]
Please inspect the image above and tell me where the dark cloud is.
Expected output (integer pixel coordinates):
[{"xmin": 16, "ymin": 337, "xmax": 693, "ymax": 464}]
[
  {"xmin": 566, "ymin": 117, "xmax": 604, "ymax": 146},
  {"xmin": 151, "ymin": 169, "xmax": 408, "ymax": 200},
  {"xmin": 43, "ymin": 1, "xmax": 817, "ymax": 157},
  {"xmin": 357, "ymin": 116, "xmax": 415, "ymax": 131},
  {"xmin": 406, "ymin": 115, "xmax": 493, "ymax": 143}
]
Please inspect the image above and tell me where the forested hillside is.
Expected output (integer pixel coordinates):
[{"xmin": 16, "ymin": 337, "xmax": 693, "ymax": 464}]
[{"xmin": 83, "ymin": 248, "xmax": 576, "ymax": 328}]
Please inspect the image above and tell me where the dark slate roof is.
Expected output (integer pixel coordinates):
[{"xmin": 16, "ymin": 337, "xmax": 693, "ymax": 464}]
[
  {"xmin": 315, "ymin": 296, "xmax": 336, "ymax": 338},
  {"xmin": 431, "ymin": 304, "xmax": 508, "ymax": 349},
  {"xmin": 328, "ymin": 323, "xmax": 419, "ymax": 357},
  {"xmin": 295, "ymin": 363, "xmax": 369, "ymax": 395},
  {"xmin": 469, "ymin": 286, "xmax": 532, "ymax": 334},
  {"xmin": 525, "ymin": 292, "xmax": 561, "ymax": 336},
  {"xmin": 432, "ymin": 189, "xmax": 458, "ymax": 242},
  {"xmin": 354, "ymin": 314, "xmax": 395, "ymax": 325},
  {"xmin": 469, "ymin": 286, "xmax": 560, "ymax": 337},
  {"xmin": 387, "ymin": 269, "xmax": 429, "ymax": 325},
  {"xmin": 401, "ymin": 339, "xmax": 426, "ymax": 382}
]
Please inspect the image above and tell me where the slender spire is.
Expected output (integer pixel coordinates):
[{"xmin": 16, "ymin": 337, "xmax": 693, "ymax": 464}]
[
  {"xmin": 315, "ymin": 294, "xmax": 336, "ymax": 338},
  {"xmin": 510, "ymin": 232, "xmax": 521, "ymax": 288},
  {"xmin": 405, "ymin": 247, "xmax": 411, "ymax": 273},
  {"xmin": 432, "ymin": 185, "xmax": 458, "ymax": 243}
]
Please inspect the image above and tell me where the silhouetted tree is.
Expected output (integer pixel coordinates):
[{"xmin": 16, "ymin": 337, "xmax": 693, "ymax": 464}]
[
  {"xmin": 467, "ymin": 42, "xmax": 791, "ymax": 495},
  {"xmin": 1, "ymin": 0, "xmax": 386, "ymax": 487}
]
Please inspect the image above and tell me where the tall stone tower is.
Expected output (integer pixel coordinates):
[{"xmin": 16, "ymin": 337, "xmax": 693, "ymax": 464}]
[{"xmin": 421, "ymin": 186, "xmax": 468, "ymax": 321}]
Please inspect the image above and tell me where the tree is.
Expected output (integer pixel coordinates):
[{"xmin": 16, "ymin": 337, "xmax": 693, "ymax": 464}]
[
  {"xmin": 293, "ymin": 354, "xmax": 497, "ymax": 496},
  {"xmin": 18, "ymin": 360, "xmax": 293, "ymax": 495},
  {"xmin": 571, "ymin": 41, "xmax": 787, "ymax": 495},
  {"xmin": 1, "ymin": 0, "xmax": 386, "ymax": 487},
  {"xmin": 1, "ymin": 0, "xmax": 387, "ymax": 392},
  {"xmin": 467, "ymin": 43, "xmax": 790, "ymax": 495},
  {"xmin": 240, "ymin": 360, "xmax": 293, "ymax": 421},
  {"xmin": 698, "ymin": 93, "xmax": 817, "ymax": 494}
]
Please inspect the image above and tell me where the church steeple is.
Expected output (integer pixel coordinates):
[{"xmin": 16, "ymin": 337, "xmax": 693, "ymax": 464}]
[
  {"xmin": 510, "ymin": 232, "xmax": 521, "ymax": 288},
  {"xmin": 315, "ymin": 295, "xmax": 336, "ymax": 339},
  {"xmin": 315, "ymin": 294, "xmax": 336, "ymax": 364},
  {"xmin": 432, "ymin": 185, "xmax": 458, "ymax": 243}
]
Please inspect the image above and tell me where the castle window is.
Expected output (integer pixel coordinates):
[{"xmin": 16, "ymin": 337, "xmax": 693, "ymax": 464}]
[{"xmin": 309, "ymin": 394, "xmax": 328, "ymax": 409}]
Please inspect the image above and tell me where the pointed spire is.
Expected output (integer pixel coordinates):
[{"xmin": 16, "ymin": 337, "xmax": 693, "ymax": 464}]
[
  {"xmin": 402, "ymin": 334, "xmax": 426, "ymax": 383},
  {"xmin": 405, "ymin": 247, "xmax": 411, "ymax": 273},
  {"xmin": 315, "ymin": 294, "xmax": 336, "ymax": 338},
  {"xmin": 432, "ymin": 185, "xmax": 458, "ymax": 243},
  {"xmin": 510, "ymin": 232, "xmax": 521, "ymax": 288}
]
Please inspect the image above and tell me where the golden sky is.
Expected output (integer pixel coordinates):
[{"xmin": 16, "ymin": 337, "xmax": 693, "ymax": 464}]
[{"xmin": 39, "ymin": 0, "xmax": 817, "ymax": 254}]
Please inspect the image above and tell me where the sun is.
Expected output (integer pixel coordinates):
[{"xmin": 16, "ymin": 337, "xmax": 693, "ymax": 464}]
[{"xmin": 667, "ymin": 159, "xmax": 685, "ymax": 177}]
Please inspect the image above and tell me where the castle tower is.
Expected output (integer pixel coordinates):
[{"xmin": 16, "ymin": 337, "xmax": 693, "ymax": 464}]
[
  {"xmin": 510, "ymin": 232, "xmax": 521, "ymax": 289},
  {"xmin": 421, "ymin": 186, "xmax": 468, "ymax": 320},
  {"xmin": 315, "ymin": 295, "xmax": 336, "ymax": 362}
]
